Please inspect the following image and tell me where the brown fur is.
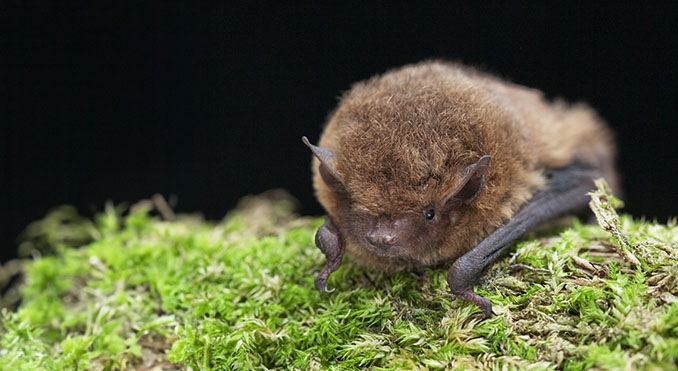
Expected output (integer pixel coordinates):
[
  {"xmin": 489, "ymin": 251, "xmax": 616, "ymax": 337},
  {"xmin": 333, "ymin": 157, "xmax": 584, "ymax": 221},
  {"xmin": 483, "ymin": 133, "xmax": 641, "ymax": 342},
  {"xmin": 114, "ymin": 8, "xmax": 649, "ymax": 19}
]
[{"xmin": 310, "ymin": 61, "xmax": 617, "ymax": 271}]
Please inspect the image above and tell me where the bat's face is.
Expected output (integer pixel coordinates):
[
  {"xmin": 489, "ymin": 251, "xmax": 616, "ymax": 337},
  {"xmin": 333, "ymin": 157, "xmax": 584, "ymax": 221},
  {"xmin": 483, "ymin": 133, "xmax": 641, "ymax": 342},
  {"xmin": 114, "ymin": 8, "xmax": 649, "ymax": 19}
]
[
  {"xmin": 303, "ymin": 136, "xmax": 490, "ymax": 265},
  {"xmin": 344, "ymin": 200, "xmax": 463, "ymax": 262}
]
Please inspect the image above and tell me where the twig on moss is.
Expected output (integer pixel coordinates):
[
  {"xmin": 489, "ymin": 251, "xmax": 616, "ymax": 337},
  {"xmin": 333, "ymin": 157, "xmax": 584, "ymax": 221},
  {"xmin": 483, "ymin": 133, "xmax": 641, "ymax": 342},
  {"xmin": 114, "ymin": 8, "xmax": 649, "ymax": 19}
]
[{"xmin": 588, "ymin": 178, "xmax": 641, "ymax": 266}]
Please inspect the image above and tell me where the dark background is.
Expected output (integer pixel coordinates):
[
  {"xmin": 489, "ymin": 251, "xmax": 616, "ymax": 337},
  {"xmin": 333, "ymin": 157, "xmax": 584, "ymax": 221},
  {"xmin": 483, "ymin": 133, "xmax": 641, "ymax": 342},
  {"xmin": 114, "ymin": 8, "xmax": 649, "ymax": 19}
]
[{"xmin": 2, "ymin": 3, "xmax": 677, "ymax": 263}]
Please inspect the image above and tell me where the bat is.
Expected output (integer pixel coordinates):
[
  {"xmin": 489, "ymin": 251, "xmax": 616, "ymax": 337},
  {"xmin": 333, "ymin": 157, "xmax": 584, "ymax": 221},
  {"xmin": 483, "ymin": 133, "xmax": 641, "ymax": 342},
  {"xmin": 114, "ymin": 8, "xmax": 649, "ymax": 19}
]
[{"xmin": 302, "ymin": 61, "xmax": 618, "ymax": 317}]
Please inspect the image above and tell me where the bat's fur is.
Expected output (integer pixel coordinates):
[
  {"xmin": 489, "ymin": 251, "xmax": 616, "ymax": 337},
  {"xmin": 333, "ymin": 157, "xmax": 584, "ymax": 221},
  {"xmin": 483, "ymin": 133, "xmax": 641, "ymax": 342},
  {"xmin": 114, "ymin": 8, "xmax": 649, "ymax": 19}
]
[{"xmin": 311, "ymin": 61, "xmax": 617, "ymax": 271}]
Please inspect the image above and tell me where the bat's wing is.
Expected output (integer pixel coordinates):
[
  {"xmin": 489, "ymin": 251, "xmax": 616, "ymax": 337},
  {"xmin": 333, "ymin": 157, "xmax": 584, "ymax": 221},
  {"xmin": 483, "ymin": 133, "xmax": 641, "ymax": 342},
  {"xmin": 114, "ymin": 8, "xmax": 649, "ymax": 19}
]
[{"xmin": 447, "ymin": 162, "xmax": 603, "ymax": 318}]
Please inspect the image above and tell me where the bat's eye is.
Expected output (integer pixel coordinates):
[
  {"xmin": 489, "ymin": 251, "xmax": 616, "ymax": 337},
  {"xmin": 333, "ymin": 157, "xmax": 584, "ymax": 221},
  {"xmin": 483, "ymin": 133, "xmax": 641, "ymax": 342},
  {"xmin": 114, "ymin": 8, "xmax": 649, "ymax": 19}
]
[{"xmin": 425, "ymin": 208, "xmax": 435, "ymax": 220}]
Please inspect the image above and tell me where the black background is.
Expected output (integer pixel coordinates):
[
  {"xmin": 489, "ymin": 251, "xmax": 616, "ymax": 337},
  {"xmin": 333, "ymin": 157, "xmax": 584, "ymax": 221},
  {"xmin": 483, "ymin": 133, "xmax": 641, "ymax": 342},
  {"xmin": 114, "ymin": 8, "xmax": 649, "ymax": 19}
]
[{"xmin": 2, "ymin": 3, "xmax": 677, "ymax": 263}]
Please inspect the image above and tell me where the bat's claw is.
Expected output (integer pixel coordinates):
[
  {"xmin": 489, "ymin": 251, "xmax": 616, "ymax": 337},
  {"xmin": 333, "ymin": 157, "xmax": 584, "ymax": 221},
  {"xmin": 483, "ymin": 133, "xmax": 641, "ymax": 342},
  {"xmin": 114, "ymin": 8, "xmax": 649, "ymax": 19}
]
[
  {"xmin": 453, "ymin": 287, "xmax": 494, "ymax": 318},
  {"xmin": 314, "ymin": 276, "xmax": 334, "ymax": 293},
  {"xmin": 471, "ymin": 291, "xmax": 494, "ymax": 319},
  {"xmin": 480, "ymin": 299, "xmax": 493, "ymax": 319}
]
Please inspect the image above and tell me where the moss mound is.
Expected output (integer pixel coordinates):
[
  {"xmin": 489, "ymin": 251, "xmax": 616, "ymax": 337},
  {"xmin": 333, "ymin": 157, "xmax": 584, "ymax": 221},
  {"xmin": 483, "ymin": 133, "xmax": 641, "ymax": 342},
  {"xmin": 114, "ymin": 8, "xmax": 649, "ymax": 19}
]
[{"xmin": 1, "ymin": 183, "xmax": 677, "ymax": 370}]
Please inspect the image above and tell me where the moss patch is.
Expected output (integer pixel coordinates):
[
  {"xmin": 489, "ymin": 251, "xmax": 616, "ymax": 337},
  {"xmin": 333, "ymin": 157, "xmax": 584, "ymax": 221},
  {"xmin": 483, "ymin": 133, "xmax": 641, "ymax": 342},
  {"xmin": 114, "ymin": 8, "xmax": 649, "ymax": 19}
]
[{"xmin": 1, "ymin": 183, "xmax": 677, "ymax": 370}]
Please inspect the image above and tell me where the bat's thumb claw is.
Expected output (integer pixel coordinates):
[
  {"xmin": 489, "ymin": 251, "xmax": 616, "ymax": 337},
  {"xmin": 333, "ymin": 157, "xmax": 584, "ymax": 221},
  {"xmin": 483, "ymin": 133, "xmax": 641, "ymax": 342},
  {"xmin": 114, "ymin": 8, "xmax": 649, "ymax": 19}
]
[
  {"xmin": 450, "ymin": 285, "xmax": 494, "ymax": 319},
  {"xmin": 314, "ymin": 277, "xmax": 334, "ymax": 293},
  {"xmin": 481, "ymin": 302, "xmax": 494, "ymax": 319}
]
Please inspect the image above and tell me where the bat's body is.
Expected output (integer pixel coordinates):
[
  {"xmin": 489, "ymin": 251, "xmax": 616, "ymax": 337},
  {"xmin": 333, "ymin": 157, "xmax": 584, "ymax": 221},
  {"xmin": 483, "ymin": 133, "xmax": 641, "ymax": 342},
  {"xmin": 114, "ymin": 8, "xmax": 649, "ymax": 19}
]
[{"xmin": 303, "ymin": 61, "xmax": 617, "ymax": 317}]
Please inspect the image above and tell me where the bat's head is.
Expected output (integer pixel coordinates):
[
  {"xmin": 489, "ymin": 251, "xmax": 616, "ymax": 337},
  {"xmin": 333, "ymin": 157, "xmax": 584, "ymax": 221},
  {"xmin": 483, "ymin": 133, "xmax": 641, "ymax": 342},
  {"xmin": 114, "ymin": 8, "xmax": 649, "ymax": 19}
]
[{"xmin": 302, "ymin": 136, "xmax": 490, "ymax": 266}]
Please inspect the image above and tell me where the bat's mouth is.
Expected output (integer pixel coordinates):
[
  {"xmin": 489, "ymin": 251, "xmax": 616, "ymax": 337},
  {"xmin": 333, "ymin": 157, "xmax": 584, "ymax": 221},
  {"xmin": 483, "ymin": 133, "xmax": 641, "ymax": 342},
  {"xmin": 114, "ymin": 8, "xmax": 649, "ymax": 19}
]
[{"xmin": 362, "ymin": 237, "xmax": 410, "ymax": 258}]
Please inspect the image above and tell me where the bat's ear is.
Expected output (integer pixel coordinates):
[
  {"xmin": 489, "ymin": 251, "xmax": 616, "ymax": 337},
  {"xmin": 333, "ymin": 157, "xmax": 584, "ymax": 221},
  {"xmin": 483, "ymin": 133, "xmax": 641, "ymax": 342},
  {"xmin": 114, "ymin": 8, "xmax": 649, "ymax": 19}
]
[
  {"xmin": 443, "ymin": 155, "xmax": 491, "ymax": 209},
  {"xmin": 302, "ymin": 136, "xmax": 347, "ymax": 193}
]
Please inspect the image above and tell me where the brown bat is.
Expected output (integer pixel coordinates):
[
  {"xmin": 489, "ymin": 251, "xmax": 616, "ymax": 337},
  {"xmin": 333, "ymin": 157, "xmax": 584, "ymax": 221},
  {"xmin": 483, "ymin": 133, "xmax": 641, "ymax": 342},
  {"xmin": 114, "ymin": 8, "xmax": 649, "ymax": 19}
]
[{"xmin": 302, "ymin": 61, "xmax": 618, "ymax": 318}]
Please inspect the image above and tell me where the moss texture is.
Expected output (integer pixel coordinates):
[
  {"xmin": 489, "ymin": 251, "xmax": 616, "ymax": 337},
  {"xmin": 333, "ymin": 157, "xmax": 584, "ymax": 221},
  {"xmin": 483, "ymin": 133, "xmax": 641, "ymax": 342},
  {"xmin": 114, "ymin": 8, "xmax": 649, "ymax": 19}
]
[{"xmin": 1, "ymin": 182, "xmax": 677, "ymax": 370}]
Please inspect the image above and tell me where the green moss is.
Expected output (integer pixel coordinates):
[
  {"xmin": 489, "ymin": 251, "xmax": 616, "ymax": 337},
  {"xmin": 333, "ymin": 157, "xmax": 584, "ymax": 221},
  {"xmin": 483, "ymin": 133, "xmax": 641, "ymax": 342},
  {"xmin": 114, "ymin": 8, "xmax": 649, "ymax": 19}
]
[{"xmin": 1, "ymin": 182, "xmax": 677, "ymax": 369}]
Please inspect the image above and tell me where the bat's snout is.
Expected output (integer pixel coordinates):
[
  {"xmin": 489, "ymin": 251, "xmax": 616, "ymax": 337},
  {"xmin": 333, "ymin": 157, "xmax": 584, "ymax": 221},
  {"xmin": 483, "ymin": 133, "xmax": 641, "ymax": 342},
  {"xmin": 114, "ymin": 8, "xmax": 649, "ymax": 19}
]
[
  {"xmin": 366, "ymin": 229, "xmax": 398, "ymax": 249},
  {"xmin": 365, "ymin": 216, "xmax": 409, "ymax": 250}
]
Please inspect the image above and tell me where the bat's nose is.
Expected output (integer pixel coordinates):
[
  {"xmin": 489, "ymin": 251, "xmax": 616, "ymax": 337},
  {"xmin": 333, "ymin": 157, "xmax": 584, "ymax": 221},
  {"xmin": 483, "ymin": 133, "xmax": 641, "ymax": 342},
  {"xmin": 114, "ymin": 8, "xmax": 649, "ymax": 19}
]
[{"xmin": 366, "ymin": 230, "xmax": 397, "ymax": 249}]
